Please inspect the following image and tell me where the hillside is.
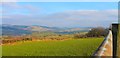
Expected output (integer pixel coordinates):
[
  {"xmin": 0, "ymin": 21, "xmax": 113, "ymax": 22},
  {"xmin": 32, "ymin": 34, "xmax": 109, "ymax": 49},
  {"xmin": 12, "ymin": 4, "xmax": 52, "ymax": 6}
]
[{"xmin": 0, "ymin": 24, "xmax": 91, "ymax": 36}]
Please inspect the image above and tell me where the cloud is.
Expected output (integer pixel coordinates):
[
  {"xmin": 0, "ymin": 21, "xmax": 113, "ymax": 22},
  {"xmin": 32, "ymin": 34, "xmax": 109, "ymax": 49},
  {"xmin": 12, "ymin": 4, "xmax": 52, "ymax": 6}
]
[
  {"xmin": 1, "ymin": 0, "xmax": 17, "ymax": 2},
  {"xmin": 1, "ymin": 2, "xmax": 40, "ymax": 15},
  {"xmin": 2, "ymin": 10, "xmax": 118, "ymax": 27},
  {"xmin": 1, "ymin": 2, "xmax": 20, "ymax": 9},
  {"xmin": 23, "ymin": 5, "xmax": 40, "ymax": 14}
]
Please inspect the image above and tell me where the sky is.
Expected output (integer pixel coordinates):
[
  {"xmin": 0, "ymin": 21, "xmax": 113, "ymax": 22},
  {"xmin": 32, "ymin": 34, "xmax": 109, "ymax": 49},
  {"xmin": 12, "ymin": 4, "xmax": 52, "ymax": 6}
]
[
  {"xmin": 1, "ymin": 0, "xmax": 120, "ymax": 2},
  {"xmin": 0, "ymin": 2, "xmax": 118, "ymax": 28}
]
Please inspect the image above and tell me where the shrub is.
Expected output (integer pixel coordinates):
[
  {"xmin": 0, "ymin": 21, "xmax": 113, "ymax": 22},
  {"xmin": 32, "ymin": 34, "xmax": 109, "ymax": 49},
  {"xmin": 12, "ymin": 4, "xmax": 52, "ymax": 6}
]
[
  {"xmin": 74, "ymin": 34, "xmax": 87, "ymax": 38},
  {"xmin": 86, "ymin": 27, "xmax": 109, "ymax": 37}
]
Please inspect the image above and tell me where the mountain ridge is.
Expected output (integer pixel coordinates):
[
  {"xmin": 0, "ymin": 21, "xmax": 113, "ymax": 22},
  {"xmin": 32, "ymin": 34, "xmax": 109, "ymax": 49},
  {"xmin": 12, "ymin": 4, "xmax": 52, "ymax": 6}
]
[{"xmin": 0, "ymin": 24, "xmax": 91, "ymax": 36}]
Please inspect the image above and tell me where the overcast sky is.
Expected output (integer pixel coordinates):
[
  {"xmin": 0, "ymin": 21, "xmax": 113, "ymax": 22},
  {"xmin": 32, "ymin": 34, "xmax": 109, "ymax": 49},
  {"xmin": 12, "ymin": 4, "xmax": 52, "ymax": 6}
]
[{"xmin": 0, "ymin": 2, "xmax": 118, "ymax": 27}]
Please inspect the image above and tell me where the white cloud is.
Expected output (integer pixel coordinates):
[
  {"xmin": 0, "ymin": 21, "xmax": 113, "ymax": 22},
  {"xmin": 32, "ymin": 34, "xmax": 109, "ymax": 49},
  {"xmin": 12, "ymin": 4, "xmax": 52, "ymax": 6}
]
[
  {"xmin": 2, "ymin": 10, "xmax": 118, "ymax": 27},
  {"xmin": 1, "ymin": 2, "xmax": 40, "ymax": 15},
  {"xmin": 1, "ymin": 0, "xmax": 17, "ymax": 2},
  {"xmin": 2, "ymin": 2, "xmax": 21, "ymax": 9}
]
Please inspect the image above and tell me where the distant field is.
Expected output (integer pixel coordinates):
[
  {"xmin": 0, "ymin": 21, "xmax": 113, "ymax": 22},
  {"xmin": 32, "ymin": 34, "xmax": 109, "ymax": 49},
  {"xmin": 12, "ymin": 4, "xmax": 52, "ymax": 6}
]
[{"xmin": 2, "ymin": 38, "xmax": 103, "ymax": 56}]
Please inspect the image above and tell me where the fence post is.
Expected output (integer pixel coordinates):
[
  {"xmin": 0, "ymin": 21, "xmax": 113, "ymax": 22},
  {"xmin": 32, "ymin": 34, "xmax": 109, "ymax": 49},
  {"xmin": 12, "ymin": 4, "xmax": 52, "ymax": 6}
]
[
  {"xmin": 117, "ymin": 24, "xmax": 120, "ymax": 58},
  {"xmin": 112, "ymin": 24, "xmax": 119, "ymax": 58}
]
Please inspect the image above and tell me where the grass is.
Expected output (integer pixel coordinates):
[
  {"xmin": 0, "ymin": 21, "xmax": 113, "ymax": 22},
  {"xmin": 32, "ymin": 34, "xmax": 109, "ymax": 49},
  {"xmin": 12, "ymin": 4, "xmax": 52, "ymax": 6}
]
[{"xmin": 2, "ymin": 38, "xmax": 103, "ymax": 56}]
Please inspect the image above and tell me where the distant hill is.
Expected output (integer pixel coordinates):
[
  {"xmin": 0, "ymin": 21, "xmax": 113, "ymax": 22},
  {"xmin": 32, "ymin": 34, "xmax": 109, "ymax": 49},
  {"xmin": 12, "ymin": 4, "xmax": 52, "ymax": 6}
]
[
  {"xmin": 0, "ymin": 24, "xmax": 91, "ymax": 36},
  {"xmin": 1, "ymin": 24, "xmax": 32, "ymax": 36}
]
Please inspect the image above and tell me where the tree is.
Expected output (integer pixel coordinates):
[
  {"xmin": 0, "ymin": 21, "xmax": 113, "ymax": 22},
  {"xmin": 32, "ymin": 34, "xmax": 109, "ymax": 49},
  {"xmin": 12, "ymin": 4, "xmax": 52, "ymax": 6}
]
[{"xmin": 86, "ymin": 27, "xmax": 109, "ymax": 37}]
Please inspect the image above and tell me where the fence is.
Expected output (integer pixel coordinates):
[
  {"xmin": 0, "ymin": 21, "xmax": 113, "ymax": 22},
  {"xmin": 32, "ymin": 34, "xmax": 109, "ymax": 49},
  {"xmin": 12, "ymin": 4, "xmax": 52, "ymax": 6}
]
[{"xmin": 93, "ymin": 24, "xmax": 120, "ymax": 58}]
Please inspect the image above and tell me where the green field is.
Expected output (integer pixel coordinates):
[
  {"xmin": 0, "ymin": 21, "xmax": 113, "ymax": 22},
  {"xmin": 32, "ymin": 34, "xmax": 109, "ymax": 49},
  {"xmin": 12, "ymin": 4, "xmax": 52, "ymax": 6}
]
[{"xmin": 2, "ymin": 38, "xmax": 103, "ymax": 56}]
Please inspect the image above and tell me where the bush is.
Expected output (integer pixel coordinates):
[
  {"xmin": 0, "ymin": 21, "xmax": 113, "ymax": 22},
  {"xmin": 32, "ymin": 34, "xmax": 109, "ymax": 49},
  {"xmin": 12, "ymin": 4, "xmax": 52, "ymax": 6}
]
[
  {"xmin": 86, "ymin": 27, "xmax": 109, "ymax": 37},
  {"xmin": 74, "ymin": 34, "xmax": 87, "ymax": 38},
  {"xmin": 22, "ymin": 37, "xmax": 32, "ymax": 41}
]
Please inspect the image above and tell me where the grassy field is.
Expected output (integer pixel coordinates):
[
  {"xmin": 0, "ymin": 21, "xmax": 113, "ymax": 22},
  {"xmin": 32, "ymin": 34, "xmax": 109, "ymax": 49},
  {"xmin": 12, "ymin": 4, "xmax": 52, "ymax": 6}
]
[{"xmin": 2, "ymin": 38, "xmax": 103, "ymax": 56}]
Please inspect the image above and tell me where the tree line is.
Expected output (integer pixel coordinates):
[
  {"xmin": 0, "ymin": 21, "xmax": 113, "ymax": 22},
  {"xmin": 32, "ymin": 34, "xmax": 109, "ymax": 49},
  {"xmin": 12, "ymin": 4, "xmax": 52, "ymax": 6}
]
[{"xmin": 74, "ymin": 27, "xmax": 109, "ymax": 38}]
